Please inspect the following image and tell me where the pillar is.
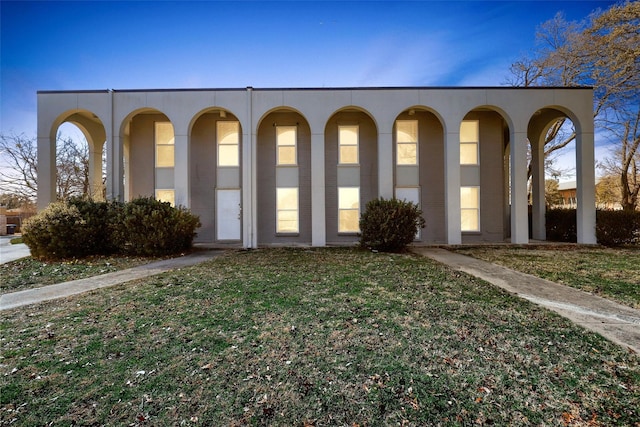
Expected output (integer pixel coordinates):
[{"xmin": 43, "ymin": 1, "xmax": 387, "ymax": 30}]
[
  {"xmin": 530, "ymin": 135, "xmax": 546, "ymax": 240},
  {"xmin": 510, "ymin": 130, "xmax": 529, "ymax": 244},
  {"xmin": 444, "ymin": 130, "xmax": 461, "ymax": 244},
  {"xmin": 576, "ymin": 131, "xmax": 597, "ymax": 244},
  {"xmin": 311, "ymin": 132, "xmax": 326, "ymax": 246}
]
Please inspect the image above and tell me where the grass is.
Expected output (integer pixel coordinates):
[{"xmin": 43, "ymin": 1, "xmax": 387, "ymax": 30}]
[
  {"xmin": 1, "ymin": 247, "xmax": 639, "ymax": 426},
  {"xmin": 454, "ymin": 246, "xmax": 640, "ymax": 309},
  {"xmin": 0, "ymin": 256, "xmax": 158, "ymax": 294}
]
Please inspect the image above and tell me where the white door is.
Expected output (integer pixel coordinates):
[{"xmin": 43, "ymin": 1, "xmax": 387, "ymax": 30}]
[{"xmin": 216, "ymin": 189, "xmax": 241, "ymax": 240}]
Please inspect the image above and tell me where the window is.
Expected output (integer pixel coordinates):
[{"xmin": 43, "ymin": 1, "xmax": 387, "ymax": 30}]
[
  {"xmin": 155, "ymin": 122, "xmax": 175, "ymax": 167},
  {"xmin": 155, "ymin": 189, "xmax": 175, "ymax": 207},
  {"xmin": 460, "ymin": 120, "xmax": 479, "ymax": 165},
  {"xmin": 338, "ymin": 187, "xmax": 360, "ymax": 233},
  {"xmin": 276, "ymin": 187, "xmax": 299, "ymax": 233},
  {"xmin": 396, "ymin": 120, "xmax": 418, "ymax": 165},
  {"xmin": 338, "ymin": 125, "xmax": 359, "ymax": 164},
  {"xmin": 461, "ymin": 186, "xmax": 480, "ymax": 232},
  {"xmin": 218, "ymin": 121, "xmax": 240, "ymax": 166},
  {"xmin": 276, "ymin": 126, "xmax": 297, "ymax": 165}
]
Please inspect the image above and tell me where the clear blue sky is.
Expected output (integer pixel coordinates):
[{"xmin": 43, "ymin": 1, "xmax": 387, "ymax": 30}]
[{"xmin": 1, "ymin": 0, "xmax": 615, "ymax": 137}]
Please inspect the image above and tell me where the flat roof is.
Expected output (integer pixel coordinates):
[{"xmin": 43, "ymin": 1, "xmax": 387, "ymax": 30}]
[{"xmin": 37, "ymin": 85, "xmax": 593, "ymax": 95}]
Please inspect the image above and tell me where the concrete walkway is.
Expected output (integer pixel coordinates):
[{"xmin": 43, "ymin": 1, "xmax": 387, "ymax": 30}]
[
  {"xmin": 0, "ymin": 235, "xmax": 31, "ymax": 263},
  {"xmin": 0, "ymin": 250, "xmax": 223, "ymax": 311},
  {"xmin": 413, "ymin": 248, "xmax": 640, "ymax": 354}
]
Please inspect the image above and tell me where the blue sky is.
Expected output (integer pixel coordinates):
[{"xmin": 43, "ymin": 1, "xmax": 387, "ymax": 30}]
[{"xmin": 1, "ymin": 0, "xmax": 615, "ymax": 138}]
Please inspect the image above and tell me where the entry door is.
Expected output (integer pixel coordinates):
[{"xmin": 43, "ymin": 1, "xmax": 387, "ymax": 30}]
[{"xmin": 216, "ymin": 189, "xmax": 241, "ymax": 240}]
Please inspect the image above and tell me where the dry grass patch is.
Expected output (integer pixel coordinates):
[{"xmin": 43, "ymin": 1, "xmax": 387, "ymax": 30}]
[
  {"xmin": 455, "ymin": 246, "xmax": 640, "ymax": 308},
  {"xmin": 1, "ymin": 248, "xmax": 639, "ymax": 426}
]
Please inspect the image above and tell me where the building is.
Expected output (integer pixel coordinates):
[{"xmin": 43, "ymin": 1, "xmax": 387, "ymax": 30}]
[{"xmin": 37, "ymin": 87, "xmax": 597, "ymax": 247}]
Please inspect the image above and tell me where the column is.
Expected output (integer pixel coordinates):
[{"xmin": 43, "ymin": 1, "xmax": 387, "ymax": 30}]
[
  {"xmin": 530, "ymin": 134, "xmax": 546, "ymax": 240},
  {"xmin": 378, "ymin": 131, "xmax": 394, "ymax": 199},
  {"xmin": 311, "ymin": 132, "xmax": 326, "ymax": 246},
  {"xmin": 173, "ymin": 132, "xmax": 190, "ymax": 208},
  {"xmin": 37, "ymin": 135, "xmax": 56, "ymax": 210},
  {"xmin": 444, "ymin": 130, "xmax": 461, "ymax": 244},
  {"xmin": 510, "ymin": 130, "xmax": 529, "ymax": 244},
  {"xmin": 576, "ymin": 131, "xmax": 597, "ymax": 244}
]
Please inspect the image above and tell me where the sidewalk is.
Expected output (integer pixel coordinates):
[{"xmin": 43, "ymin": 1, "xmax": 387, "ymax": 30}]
[
  {"xmin": 413, "ymin": 247, "xmax": 640, "ymax": 354},
  {"xmin": 0, "ymin": 235, "xmax": 31, "ymax": 263},
  {"xmin": 0, "ymin": 250, "xmax": 223, "ymax": 311}
]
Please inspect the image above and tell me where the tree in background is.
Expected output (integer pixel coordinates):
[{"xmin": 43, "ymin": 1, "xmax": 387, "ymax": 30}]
[
  {"xmin": 508, "ymin": 1, "xmax": 639, "ymax": 210},
  {"xmin": 544, "ymin": 179, "xmax": 563, "ymax": 207},
  {"xmin": 0, "ymin": 133, "xmax": 93, "ymax": 204}
]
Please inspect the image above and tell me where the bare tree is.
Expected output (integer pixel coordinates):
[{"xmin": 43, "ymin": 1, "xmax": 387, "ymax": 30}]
[
  {"xmin": 0, "ymin": 132, "xmax": 92, "ymax": 203},
  {"xmin": 508, "ymin": 1, "xmax": 640, "ymax": 209}
]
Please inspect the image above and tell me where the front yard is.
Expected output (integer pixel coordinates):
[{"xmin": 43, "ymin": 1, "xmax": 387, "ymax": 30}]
[
  {"xmin": 455, "ymin": 246, "xmax": 640, "ymax": 309},
  {"xmin": 1, "ymin": 248, "xmax": 638, "ymax": 426}
]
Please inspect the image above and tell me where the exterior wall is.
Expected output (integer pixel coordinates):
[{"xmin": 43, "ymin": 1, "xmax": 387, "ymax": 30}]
[
  {"xmin": 324, "ymin": 111, "xmax": 378, "ymax": 245},
  {"xmin": 394, "ymin": 110, "xmax": 446, "ymax": 243},
  {"xmin": 128, "ymin": 113, "xmax": 169, "ymax": 199},
  {"xmin": 257, "ymin": 111, "xmax": 312, "ymax": 245},
  {"xmin": 462, "ymin": 111, "xmax": 507, "ymax": 243},
  {"xmin": 36, "ymin": 87, "xmax": 597, "ymax": 246}
]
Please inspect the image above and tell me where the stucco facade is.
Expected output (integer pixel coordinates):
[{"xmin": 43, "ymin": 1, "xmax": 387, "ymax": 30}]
[{"xmin": 37, "ymin": 87, "xmax": 597, "ymax": 247}]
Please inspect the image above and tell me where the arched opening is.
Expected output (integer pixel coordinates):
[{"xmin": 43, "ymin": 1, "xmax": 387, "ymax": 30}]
[
  {"xmin": 324, "ymin": 107, "xmax": 378, "ymax": 245},
  {"xmin": 256, "ymin": 108, "xmax": 312, "ymax": 245},
  {"xmin": 459, "ymin": 107, "xmax": 511, "ymax": 243},
  {"xmin": 52, "ymin": 110, "xmax": 107, "ymax": 201},
  {"xmin": 528, "ymin": 108, "xmax": 577, "ymax": 241},
  {"xmin": 393, "ymin": 107, "xmax": 446, "ymax": 243},
  {"xmin": 190, "ymin": 108, "xmax": 243, "ymax": 244},
  {"xmin": 120, "ymin": 109, "xmax": 174, "ymax": 205}
]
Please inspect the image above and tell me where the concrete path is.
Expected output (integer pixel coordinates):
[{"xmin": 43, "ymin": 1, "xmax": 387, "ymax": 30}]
[
  {"xmin": 0, "ymin": 250, "xmax": 223, "ymax": 311},
  {"xmin": 413, "ymin": 248, "xmax": 640, "ymax": 354},
  {"xmin": 0, "ymin": 235, "xmax": 31, "ymax": 264}
]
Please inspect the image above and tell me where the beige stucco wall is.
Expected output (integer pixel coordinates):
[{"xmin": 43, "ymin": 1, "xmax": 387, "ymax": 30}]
[{"xmin": 37, "ymin": 87, "xmax": 597, "ymax": 246}]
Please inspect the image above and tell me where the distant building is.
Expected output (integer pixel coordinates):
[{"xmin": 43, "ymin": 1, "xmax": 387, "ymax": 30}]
[
  {"xmin": 37, "ymin": 87, "xmax": 597, "ymax": 246},
  {"xmin": 558, "ymin": 179, "xmax": 622, "ymax": 210}
]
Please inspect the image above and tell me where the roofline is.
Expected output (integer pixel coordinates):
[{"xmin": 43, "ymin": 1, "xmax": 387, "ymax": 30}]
[{"xmin": 37, "ymin": 85, "xmax": 594, "ymax": 95}]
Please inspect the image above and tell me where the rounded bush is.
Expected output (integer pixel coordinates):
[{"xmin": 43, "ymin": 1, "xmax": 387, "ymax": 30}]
[
  {"xmin": 113, "ymin": 197, "xmax": 201, "ymax": 256},
  {"xmin": 22, "ymin": 202, "xmax": 89, "ymax": 260},
  {"xmin": 359, "ymin": 197, "xmax": 425, "ymax": 252}
]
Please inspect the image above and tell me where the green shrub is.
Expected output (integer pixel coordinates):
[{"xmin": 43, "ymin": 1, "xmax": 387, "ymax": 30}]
[
  {"xmin": 22, "ymin": 202, "xmax": 89, "ymax": 260},
  {"xmin": 596, "ymin": 209, "xmax": 640, "ymax": 246},
  {"xmin": 545, "ymin": 208, "xmax": 576, "ymax": 242},
  {"xmin": 23, "ymin": 197, "xmax": 200, "ymax": 260},
  {"xmin": 359, "ymin": 197, "xmax": 425, "ymax": 252},
  {"xmin": 113, "ymin": 197, "xmax": 201, "ymax": 256},
  {"xmin": 67, "ymin": 197, "xmax": 121, "ymax": 255}
]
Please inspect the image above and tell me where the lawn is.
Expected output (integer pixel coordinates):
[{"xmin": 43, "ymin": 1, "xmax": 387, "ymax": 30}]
[
  {"xmin": 454, "ymin": 246, "xmax": 640, "ymax": 309},
  {"xmin": 1, "ymin": 248, "xmax": 638, "ymax": 426},
  {"xmin": 0, "ymin": 256, "xmax": 161, "ymax": 294}
]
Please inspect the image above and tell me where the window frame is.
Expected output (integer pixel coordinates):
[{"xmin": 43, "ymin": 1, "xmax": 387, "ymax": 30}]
[
  {"xmin": 217, "ymin": 121, "xmax": 240, "ymax": 167},
  {"xmin": 338, "ymin": 124, "xmax": 359, "ymax": 165},
  {"xmin": 276, "ymin": 125, "xmax": 297, "ymax": 166},
  {"xmin": 276, "ymin": 187, "xmax": 299, "ymax": 234},
  {"xmin": 460, "ymin": 186, "xmax": 480, "ymax": 232},
  {"xmin": 460, "ymin": 120, "xmax": 479, "ymax": 165},
  {"xmin": 155, "ymin": 122, "xmax": 175, "ymax": 168},
  {"xmin": 338, "ymin": 186, "xmax": 360, "ymax": 233},
  {"xmin": 396, "ymin": 119, "xmax": 418, "ymax": 165}
]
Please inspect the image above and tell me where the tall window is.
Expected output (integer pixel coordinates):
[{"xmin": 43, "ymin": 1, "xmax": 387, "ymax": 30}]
[
  {"xmin": 460, "ymin": 120, "xmax": 479, "ymax": 165},
  {"xmin": 218, "ymin": 121, "xmax": 240, "ymax": 166},
  {"xmin": 276, "ymin": 126, "xmax": 297, "ymax": 165},
  {"xmin": 338, "ymin": 125, "xmax": 359, "ymax": 164},
  {"xmin": 155, "ymin": 122, "xmax": 175, "ymax": 167},
  {"xmin": 338, "ymin": 187, "xmax": 360, "ymax": 233},
  {"xmin": 396, "ymin": 120, "xmax": 418, "ymax": 165},
  {"xmin": 461, "ymin": 186, "xmax": 480, "ymax": 232},
  {"xmin": 276, "ymin": 187, "xmax": 299, "ymax": 233}
]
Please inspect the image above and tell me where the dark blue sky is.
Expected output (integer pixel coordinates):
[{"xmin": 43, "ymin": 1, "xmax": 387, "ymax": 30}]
[{"xmin": 1, "ymin": 0, "xmax": 615, "ymax": 136}]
